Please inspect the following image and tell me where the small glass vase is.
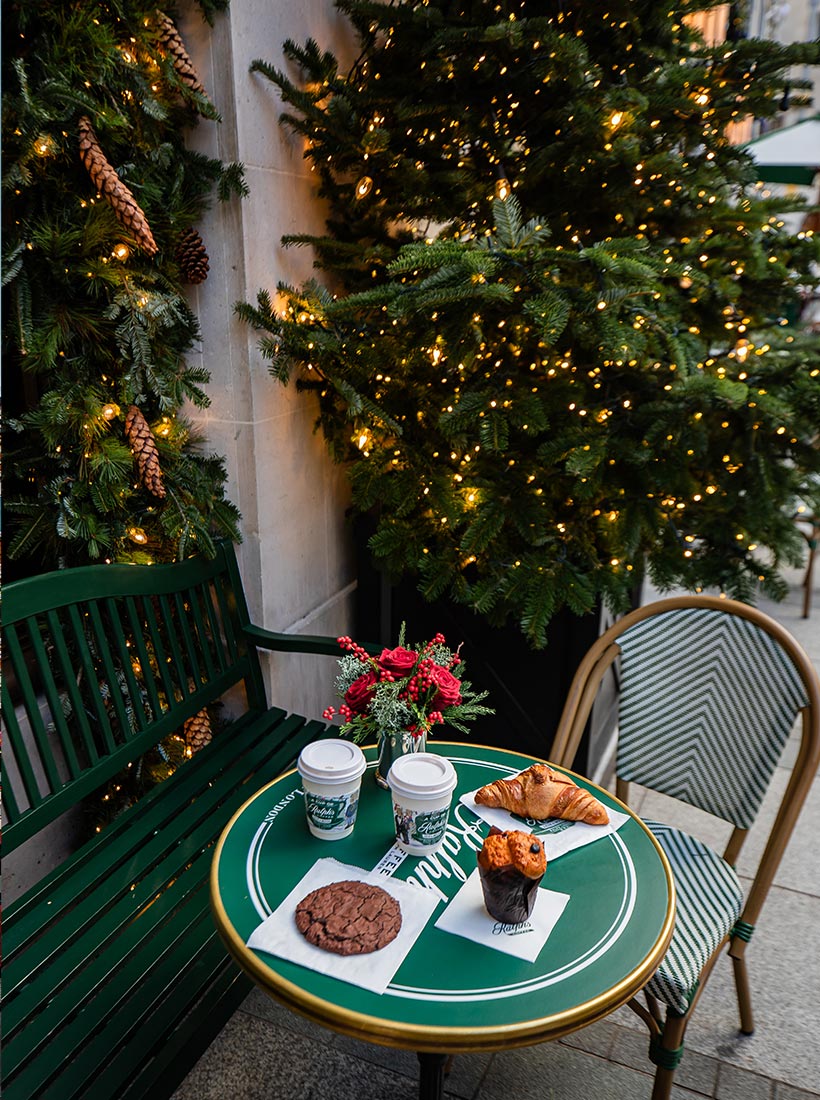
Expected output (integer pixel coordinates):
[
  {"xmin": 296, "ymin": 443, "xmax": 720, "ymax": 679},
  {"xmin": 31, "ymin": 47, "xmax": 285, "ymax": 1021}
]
[{"xmin": 375, "ymin": 728, "xmax": 427, "ymax": 789}]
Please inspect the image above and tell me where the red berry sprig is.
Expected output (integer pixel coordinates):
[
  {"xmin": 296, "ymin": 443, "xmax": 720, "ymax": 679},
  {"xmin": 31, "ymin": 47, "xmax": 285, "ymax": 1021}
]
[{"xmin": 337, "ymin": 635, "xmax": 371, "ymax": 662}]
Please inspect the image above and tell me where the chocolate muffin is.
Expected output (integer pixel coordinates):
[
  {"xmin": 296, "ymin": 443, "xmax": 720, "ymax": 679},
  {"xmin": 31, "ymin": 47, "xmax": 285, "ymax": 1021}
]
[{"xmin": 477, "ymin": 826, "xmax": 546, "ymax": 924}]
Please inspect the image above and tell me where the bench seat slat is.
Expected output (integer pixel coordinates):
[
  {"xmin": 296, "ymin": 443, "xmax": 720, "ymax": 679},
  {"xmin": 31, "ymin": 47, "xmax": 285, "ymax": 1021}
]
[
  {"xmin": 3, "ymin": 712, "xmax": 322, "ymax": 1012},
  {"xmin": 5, "ymin": 847, "xmax": 215, "ymax": 1077},
  {"xmin": 10, "ymin": 888, "xmax": 220, "ymax": 1100},
  {"xmin": 3, "ymin": 705, "xmax": 282, "ymax": 935},
  {"xmin": 1, "ymin": 541, "xmax": 343, "ymax": 1100}
]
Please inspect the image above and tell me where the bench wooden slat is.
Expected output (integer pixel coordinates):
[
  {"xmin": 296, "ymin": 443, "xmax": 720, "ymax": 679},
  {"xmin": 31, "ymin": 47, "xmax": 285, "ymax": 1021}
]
[
  {"xmin": 3, "ymin": 706, "xmax": 283, "ymax": 938},
  {"xmin": 59, "ymin": 602, "xmax": 111, "ymax": 765},
  {"xmin": 1, "ymin": 540, "xmax": 345, "ymax": 1100},
  {"xmin": 118, "ymin": 966, "xmax": 251, "ymax": 1100},
  {"xmin": 85, "ymin": 598, "xmax": 136, "ymax": 743},
  {"xmin": 5, "ymin": 846, "xmax": 215, "ymax": 1077},
  {"xmin": 77, "ymin": 920, "xmax": 233, "ymax": 1100},
  {"xmin": 173, "ymin": 589, "xmax": 204, "ymax": 685},
  {"xmin": 3, "ymin": 712, "xmax": 319, "ymax": 1019},
  {"xmin": 140, "ymin": 592, "xmax": 181, "ymax": 706},
  {"xmin": 186, "ymin": 583, "xmax": 218, "ymax": 680},
  {"xmin": 39, "ymin": 610, "xmax": 85, "ymax": 781},
  {"xmin": 100, "ymin": 596, "xmax": 155, "ymax": 731},
  {"xmin": 5, "ymin": 616, "xmax": 63, "ymax": 796},
  {"xmin": 67, "ymin": 600, "xmax": 128, "ymax": 761},
  {"xmin": 11, "ymin": 885, "xmax": 219, "ymax": 1100},
  {"xmin": 123, "ymin": 594, "xmax": 163, "ymax": 716}
]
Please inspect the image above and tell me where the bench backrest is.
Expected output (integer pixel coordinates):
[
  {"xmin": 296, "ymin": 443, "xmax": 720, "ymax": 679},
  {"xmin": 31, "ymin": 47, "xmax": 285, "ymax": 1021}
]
[{"xmin": 1, "ymin": 542, "xmax": 267, "ymax": 852}]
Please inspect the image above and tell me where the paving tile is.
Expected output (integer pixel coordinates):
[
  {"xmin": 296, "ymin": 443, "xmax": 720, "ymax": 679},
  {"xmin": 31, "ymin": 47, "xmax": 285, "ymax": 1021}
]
[
  {"xmin": 171, "ymin": 1008, "xmax": 426, "ymax": 1100},
  {"xmin": 680, "ymin": 886, "xmax": 820, "ymax": 1094},
  {"xmin": 733, "ymin": 770, "xmax": 820, "ymax": 898},
  {"xmin": 239, "ymin": 988, "xmax": 489, "ymax": 1097},
  {"xmin": 559, "ymin": 1018, "xmax": 618, "ymax": 1058},
  {"xmin": 773, "ymin": 1083, "xmax": 820, "ymax": 1099},
  {"xmin": 476, "ymin": 1041, "xmax": 654, "ymax": 1100},
  {"xmin": 716, "ymin": 1061, "xmax": 773, "ymax": 1099},
  {"xmin": 610, "ymin": 1024, "xmax": 720, "ymax": 1097}
]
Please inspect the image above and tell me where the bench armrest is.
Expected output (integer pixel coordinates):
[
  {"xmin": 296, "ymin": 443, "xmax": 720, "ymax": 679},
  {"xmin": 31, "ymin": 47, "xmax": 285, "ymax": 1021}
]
[{"xmin": 243, "ymin": 624, "xmax": 381, "ymax": 658}]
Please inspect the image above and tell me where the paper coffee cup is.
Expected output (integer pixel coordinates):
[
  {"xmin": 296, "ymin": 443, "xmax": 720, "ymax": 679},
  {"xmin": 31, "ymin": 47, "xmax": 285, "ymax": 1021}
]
[
  {"xmin": 387, "ymin": 753, "xmax": 457, "ymax": 855},
  {"xmin": 297, "ymin": 740, "xmax": 366, "ymax": 840}
]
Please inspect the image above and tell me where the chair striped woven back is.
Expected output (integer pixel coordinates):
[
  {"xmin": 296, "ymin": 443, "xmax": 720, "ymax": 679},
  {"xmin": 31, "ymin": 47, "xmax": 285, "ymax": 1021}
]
[{"xmin": 616, "ymin": 606, "xmax": 808, "ymax": 829}]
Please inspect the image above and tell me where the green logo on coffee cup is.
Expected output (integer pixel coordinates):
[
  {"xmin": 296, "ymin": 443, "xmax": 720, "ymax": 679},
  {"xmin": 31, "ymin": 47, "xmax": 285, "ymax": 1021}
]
[
  {"xmin": 306, "ymin": 792, "xmax": 349, "ymax": 831},
  {"xmin": 412, "ymin": 807, "xmax": 449, "ymax": 845}
]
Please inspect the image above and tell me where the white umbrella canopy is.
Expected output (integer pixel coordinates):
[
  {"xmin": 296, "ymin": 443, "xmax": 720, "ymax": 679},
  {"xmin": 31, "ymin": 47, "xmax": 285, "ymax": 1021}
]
[{"xmin": 743, "ymin": 115, "xmax": 820, "ymax": 184}]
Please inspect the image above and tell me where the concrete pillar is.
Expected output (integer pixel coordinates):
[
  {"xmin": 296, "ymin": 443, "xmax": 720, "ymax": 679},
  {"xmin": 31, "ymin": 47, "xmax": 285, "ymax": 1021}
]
[{"xmin": 179, "ymin": 0, "xmax": 359, "ymax": 721}]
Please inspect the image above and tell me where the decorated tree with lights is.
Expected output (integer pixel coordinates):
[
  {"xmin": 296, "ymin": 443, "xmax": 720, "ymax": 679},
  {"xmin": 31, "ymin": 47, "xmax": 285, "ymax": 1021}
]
[
  {"xmin": 2, "ymin": 0, "xmax": 244, "ymax": 571},
  {"xmin": 241, "ymin": 0, "xmax": 820, "ymax": 646}
]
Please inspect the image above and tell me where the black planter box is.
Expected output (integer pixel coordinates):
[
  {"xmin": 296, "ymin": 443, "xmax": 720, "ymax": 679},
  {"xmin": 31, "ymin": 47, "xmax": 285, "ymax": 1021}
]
[{"xmin": 354, "ymin": 530, "xmax": 635, "ymax": 778}]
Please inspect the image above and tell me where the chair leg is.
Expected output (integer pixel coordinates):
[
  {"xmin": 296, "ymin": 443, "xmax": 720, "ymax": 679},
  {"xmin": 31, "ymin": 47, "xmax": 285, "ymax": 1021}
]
[
  {"xmin": 732, "ymin": 953, "xmax": 755, "ymax": 1034},
  {"xmin": 649, "ymin": 1011, "xmax": 688, "ymax": 1100}
]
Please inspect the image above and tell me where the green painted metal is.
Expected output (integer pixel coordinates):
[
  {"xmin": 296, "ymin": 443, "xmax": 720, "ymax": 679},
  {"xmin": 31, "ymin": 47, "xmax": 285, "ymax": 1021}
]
[
  {"xmin": 213, "ymin": 742, "xmax": 672, "ymax": 1044},
  {"xmin": 1, "ymin": 541, "xmax": 340, "ymax": 1100}
]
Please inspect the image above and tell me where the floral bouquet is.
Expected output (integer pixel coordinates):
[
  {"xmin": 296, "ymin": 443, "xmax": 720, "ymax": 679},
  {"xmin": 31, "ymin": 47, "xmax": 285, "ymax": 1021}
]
[{"xmin": 323, "ymin": 625, "xmax": 494, "ymax": 750}]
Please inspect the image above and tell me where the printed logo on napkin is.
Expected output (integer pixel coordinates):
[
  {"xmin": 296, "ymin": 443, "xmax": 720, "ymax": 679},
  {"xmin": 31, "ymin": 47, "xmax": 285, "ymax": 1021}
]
[
  {"xmin": 460, "ymin": 789, "xmax": 630, "ymax": 861},
  {"xmin": 435, "ymin": 870, "xmax": 570, "ymax": 963}
]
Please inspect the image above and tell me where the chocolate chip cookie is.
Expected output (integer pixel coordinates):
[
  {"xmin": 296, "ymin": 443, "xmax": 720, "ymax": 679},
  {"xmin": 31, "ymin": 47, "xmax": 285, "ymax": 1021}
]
[{"xmin": 295, "ymin": 880, "xmax": 402, "ymax": 955}]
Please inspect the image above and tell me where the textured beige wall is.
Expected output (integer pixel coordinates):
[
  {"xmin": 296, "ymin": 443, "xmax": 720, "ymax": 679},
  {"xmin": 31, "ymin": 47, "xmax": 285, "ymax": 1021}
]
[{"xmin": 180, "ymin": 0, "xmax": 359, "ymax": 721}]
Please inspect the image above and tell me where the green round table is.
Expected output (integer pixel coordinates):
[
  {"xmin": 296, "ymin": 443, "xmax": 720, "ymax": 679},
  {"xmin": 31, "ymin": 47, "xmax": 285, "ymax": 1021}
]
[{"xmin": 211, "ymin": 742, "xmax": 675, "ymax": 1100}]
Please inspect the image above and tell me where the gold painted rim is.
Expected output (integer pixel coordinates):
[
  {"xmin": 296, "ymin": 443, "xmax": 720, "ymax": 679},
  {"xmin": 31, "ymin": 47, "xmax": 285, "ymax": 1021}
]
[{"xmin": 209, "ymin": 741, "xmax": 676, "ymax": 1053}]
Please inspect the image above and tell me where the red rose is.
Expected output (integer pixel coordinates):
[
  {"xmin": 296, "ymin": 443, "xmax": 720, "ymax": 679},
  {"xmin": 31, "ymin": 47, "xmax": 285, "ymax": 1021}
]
[
  {"xmin": 430, "ymin": 664, "xmax": 462, "ymax": 709},
  {"xmin": 378, "ymin": 646, "xmax": 417, "ymax": 675},
  {"xmin": 344, "ymin": 670, "xmax": 377, "ymax": 714}
]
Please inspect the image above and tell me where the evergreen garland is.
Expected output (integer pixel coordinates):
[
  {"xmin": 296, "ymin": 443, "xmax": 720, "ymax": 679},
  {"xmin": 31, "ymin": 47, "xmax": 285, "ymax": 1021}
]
[
  {"xmin": 240, "ymin": 0, "xmax": 820, "ymax": 646},
  {"xmin": 3, "ymin": 0, "xmax": 244, "ymax": 569}
]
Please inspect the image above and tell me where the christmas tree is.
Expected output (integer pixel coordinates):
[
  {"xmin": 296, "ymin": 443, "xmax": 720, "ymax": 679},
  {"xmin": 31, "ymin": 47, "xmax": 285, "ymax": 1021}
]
[
  {"xmin": 240, "ymin": 0, "xmax": 820, "ymax": 646},
  {"xmin": 2, "ymin": 0, "xmax": 244, "ymax": 570}
]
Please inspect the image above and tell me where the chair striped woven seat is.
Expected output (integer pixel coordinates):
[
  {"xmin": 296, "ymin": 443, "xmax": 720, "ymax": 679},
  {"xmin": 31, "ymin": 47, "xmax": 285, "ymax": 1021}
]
[
  {"xmin": 643, "ymin": 822, "xmax": 743, "ymax": 1016},
  {"xmin": 550, "ymin": 595, "xmax": 820, "ymax": 1100}
]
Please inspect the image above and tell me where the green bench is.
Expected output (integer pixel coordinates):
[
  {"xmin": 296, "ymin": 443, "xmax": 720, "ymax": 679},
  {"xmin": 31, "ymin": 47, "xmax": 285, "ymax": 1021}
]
[{"xmin": 1, "ymin": 541, "xmax": 350, "ymax": 1100}]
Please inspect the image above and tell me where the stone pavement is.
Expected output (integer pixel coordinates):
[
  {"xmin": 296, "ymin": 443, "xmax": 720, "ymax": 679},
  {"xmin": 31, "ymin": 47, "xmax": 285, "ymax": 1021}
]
[{"xmin": 173, "ymin": 562, "xmax": 820, "ymax": 1100}]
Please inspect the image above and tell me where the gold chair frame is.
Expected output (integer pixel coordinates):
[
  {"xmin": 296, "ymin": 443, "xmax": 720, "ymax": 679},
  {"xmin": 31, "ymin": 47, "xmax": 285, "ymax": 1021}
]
[{"xmin": 549, "ymin": 594, "xmax": 820, "ymax": 1100}]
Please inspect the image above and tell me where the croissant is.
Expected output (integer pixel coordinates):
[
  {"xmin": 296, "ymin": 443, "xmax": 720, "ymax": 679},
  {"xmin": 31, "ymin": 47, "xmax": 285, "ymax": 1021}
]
[{"xmin": 475, "ymin": 764, "xmax": 609, "ymax": 825}]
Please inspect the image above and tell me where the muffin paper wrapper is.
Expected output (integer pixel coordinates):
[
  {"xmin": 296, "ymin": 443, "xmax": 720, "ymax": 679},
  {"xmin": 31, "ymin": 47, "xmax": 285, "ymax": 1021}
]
[{"xmin": 435, "ymin": 869, "xmax": 571, "ymax": 962}]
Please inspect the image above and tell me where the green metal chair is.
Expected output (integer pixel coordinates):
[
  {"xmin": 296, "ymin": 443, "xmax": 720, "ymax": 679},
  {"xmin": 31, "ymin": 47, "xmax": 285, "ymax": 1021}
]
[{"xmin": 549, "ymin": 595, "xmax": 820, "ymax": 1100}]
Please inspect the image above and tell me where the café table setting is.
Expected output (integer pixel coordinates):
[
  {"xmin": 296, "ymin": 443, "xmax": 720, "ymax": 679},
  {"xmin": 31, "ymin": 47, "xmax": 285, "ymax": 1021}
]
[{"xmin": 210, "ymin": 629, "xmax": 675, "ymax": 1100}]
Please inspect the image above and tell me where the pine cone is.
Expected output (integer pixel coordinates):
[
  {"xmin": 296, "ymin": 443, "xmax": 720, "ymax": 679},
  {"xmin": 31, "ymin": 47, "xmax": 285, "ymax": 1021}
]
[
  {"xmin": 155, "ymin": 11, "xmax": 209, "ymax": 98},
  {"xmin": 78, "ymin": 117, "xmax": 158, "ymax": 256},
  {"xmin": 184, "ymin": 708, "xmax": 212, "ymax": 754},
  {"xmin": 176, "ymin": 226, "xmax": 210, "ymax": 284},
  {"xmin": 124, "ymin": 405, "xmax": 166, "ymax": 499}
]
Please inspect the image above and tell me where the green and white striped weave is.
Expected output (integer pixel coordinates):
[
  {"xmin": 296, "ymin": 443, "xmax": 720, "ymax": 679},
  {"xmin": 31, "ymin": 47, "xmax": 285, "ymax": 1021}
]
[
  {"xmin": 644, "ymin": 821, "xmax": 743, "ymax": 1014},
  {"xmin": 616, "ymin": 608, "xmax": 807, "ymax": 829}
]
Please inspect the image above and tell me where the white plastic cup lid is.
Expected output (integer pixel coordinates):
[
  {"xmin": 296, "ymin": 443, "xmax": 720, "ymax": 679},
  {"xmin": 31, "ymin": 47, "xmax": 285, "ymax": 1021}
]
[
  {"xmin": 297, "ymin": 739, "xmax": 366, "ymax": 784},
  {"xmin": 387, "ymin": 753, "xmax": 457, "ymax": 800}
]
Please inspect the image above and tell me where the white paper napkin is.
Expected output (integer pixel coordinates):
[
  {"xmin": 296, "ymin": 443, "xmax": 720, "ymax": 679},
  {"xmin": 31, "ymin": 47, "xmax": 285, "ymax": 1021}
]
[
  {"xmin": 246, "ymin": 857, "xmax": 440, "ymax": 994},
  {"xmin": 435, "ymin": 869, "xmax": 570, "ymax": 962},
  {"xmin": 460, "ymin": 789, "xmax": 630, "ymax": 860}
]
